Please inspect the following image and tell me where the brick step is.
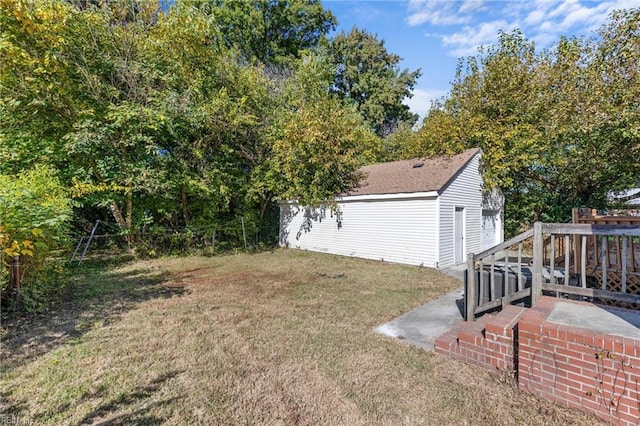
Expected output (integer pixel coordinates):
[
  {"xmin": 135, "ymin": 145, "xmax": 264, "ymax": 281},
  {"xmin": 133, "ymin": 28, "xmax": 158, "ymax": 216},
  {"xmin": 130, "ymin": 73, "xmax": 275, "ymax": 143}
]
[
  {"xmin": 435, "ymin": 305, "xmax": 529, "ymax": 371},
  {"xmin": 435, "ymin": 314, "xmax": 489, "ymax": 354},
  {"xmin": 484, "ymin": 305, "xmax": 528, "ymax": 339},
  {"xmin": 457, "ymin": 314, "xmax": 490, "ymax": 345}
]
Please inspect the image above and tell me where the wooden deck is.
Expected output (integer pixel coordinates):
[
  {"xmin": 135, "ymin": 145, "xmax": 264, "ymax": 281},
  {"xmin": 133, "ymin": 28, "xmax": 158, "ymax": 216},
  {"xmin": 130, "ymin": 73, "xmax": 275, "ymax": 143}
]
[{"xmin": 465, "ymin": 216, "xmax": 640, "ymax": 321}]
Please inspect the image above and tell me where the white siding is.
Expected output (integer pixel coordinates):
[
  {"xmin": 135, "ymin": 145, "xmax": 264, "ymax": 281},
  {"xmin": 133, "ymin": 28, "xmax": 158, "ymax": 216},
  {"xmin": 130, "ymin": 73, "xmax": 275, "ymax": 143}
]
[
  {"xmin": 280, "ymin": 196, "xmax": 439, "ymax": 267},
  {"xmin": 438, "ymin": 153, "xmax": 484, "ymax": 267},
  {"xmin": 278, "ymin": 151, "xmax": 504, "ymax": 270}
]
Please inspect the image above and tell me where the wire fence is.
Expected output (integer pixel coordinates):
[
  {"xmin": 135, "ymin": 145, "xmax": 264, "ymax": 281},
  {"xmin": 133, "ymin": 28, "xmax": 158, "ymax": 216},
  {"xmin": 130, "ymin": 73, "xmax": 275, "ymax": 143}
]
[{"xmin": 70, "ymin": 217, "xmax": 277, "ymax": 264}]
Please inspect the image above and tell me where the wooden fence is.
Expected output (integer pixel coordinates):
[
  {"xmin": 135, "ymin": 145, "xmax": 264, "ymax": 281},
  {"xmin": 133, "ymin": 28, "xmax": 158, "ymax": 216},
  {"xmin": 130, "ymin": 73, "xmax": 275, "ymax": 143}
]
[{"xmin": 466, "ymin": 222, "xmax": 640, "ymax": 321}]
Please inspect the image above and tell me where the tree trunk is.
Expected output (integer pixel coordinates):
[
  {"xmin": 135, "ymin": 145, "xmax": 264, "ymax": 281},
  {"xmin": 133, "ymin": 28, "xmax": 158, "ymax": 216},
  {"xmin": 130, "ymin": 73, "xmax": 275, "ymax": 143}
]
[
  {"xmin": 125, "ymin": 191, "xmax": 134, "ymax": 246},
  {"xmin": 109, "ymin": 202, "xmax": 127, "ymax": 229},
  {"xmin": 257, "ymin": 193, "xmax": 275, "ymax": 244},
  {"xmin": 110, "ymin": 199, "xmax": 134, "ymax": 247},
  {"xmin": 181, "ymin": 187, "xmax": 190, "ymax": 226},
  {"xmin": 125, "ymin": 192, "xmax": 132, "ymax": 229}
]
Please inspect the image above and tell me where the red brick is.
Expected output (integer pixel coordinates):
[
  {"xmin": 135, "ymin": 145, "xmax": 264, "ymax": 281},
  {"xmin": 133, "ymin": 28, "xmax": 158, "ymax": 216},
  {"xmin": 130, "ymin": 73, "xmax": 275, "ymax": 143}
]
[
  {"xmin": 595, "ymin": 337, "xmax": 612, "ymax": 352},
  {"xmin": 624, "ymin": 338, "xmax": 639, "ymax": 357},
  {"xmin": 517, "ymin": 333, "xmax": 532, "ymax": 347},
  {"xmin": 553, "ymin": 382, "xmax": 570, "ymax": 394},
  {"xmin": 578, "ymin": 397, "xmax": 605, "ymax": 414},
  {"xmin": 611, "ymin": 338, "xmax": 625, "ymax": 355},
  {"xmin": 497, "ymin": 335, "xmax": 512, "ymax": 344},
  {"xmin": 556, "ymin": 391, "xmax": 586, "ymax": 409},
  {"xmin": 518, "ymin": 319, "xmax": 541, "ymax": 334},
  {"xmin": 565, "ymin": 370, "xmax": 589, "ymax": 384},
  {"xmin": 536, "ymin": 296, "xmax": 556, "ymax": 311},
  {"xmin": 579, "ymin": 350, "xmax": 599, "ymax": 363},
  {"xmin": 554, "ymin": 375, "xmax": 584, "ymax": 392},
  {"xmin": 532, "ymin": 310, "xmax": 549, "ymax": 322},
  {"xmin": 565, "ymin": 328, "xmax": 589, "ymax": 345},
  {"xmin": 552, "ymin": 353, "xmax": 573, "ymax": 365},
  {"xmin": 617, "ymin": 394, "xmax": 639, "ymax": 410},
  {"xmin": 618, "ymin": 410, "xmax": 640, "ymax": 426},
  {"xmin": 500, "ymin": 344, "xmax": 512, "ymax": 355},
  {"xmin": 556, "ymin": 360, "xmax": 582, "ymax": 376},
  {"xmin": 545, "ymin": 336, "xmax": 570, "ymax": 349},
  {"xmin": 546, "ymin": 326, "xmax": 559, "ymax": 339},
  {"xmin": 565, "ymin": 340, "xmax": 587, "ymax": 354}
]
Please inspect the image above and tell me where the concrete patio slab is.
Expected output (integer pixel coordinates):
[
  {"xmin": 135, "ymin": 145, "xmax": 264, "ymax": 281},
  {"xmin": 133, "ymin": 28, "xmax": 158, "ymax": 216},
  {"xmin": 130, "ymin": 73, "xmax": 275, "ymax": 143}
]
[
  {"xmin": 547, "ymin": 301, "xmax": 640, "ymax": 338},
  {"xmin": 374, "ymin": 287, "xmax": 465, "ymax": 350}
]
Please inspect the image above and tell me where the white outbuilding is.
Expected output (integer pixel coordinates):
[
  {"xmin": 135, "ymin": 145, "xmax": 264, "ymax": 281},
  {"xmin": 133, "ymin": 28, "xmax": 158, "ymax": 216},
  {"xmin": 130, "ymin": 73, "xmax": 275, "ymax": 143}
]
[{"xmin": 279, "ymin": 148, "xmax": 503, "ymax": 268}]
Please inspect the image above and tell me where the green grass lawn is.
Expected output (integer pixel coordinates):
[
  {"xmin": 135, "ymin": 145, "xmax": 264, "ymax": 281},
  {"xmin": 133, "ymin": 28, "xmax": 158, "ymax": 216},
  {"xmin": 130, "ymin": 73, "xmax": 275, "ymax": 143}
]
[{"xmin": 0, "ymin": 250, "xmax": 601, "ymax": 425}]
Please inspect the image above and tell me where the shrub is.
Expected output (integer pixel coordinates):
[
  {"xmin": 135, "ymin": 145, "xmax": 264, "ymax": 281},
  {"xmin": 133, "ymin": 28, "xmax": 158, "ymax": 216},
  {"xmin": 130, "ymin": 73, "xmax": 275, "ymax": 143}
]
[{"xmin": 0, "ymin": 165, "xmax": 71, "ymax": 312}]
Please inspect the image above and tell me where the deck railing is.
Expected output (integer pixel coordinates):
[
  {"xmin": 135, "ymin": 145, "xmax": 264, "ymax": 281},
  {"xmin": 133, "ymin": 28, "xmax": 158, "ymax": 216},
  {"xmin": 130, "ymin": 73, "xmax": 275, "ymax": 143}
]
[
  {"xmin": 465, "ymin": 222, "xmax": 640, "ymax": 321},
  {"xmin": 465, "ymin": 228, "xmax": 534, "ymax": 321}
]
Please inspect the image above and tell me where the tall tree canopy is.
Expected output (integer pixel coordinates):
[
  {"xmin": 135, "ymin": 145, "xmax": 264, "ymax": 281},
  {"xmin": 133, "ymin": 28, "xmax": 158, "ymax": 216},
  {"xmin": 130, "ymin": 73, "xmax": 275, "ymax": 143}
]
[
  {"xmin": 406, "ymin": 9, "xmax": 640, "ymax": 234},
  {"xmin": 329, "ymin": 27, "xmax": 421, "ymax": 137},
  {"xmin": 205, "ymin": 0, "xmax": 336, "ymax": 65},
  {"xmin": 259, "ymin": 54, "xmax": 381, "ymax": 206},
  {"xmin": 0, "ymin": 0, "xmax": 380, "ymax": 243}
]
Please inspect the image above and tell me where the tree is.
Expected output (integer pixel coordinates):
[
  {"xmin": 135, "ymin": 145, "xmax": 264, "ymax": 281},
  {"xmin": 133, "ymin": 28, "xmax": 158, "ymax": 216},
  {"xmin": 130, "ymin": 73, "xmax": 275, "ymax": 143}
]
[
  {"xmin": 1, "ymin": 0, "xmax": 266, "ymax": 236},
  {"xmin": 253, "ymin": 54, "xmax": 382, "ymax": 208},
  {"xmin": 407, "ymin": 11, "xmax": 640, "ymax": 234},
  {"xmin": 204, "ymin": 0, "xmax": 336, "ymax": 65},
  {"xmin": 1, "ymin": 0, "xmax": 381, "ymax": 249},
  {"xmin": 0, "ymin": 0, "xmax": 81, "ymax": 174},
  {"xmin": 329, "ymin": 27, "xmax": 421, "ymax": 137}
]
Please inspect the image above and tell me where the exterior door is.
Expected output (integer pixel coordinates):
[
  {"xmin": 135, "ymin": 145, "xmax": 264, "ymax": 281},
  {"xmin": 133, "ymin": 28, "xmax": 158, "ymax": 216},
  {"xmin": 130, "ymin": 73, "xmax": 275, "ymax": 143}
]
[
  {"xmin": 481, "ymin": 210, "xmax": 498, "ymax": 250},
  {"xmin": 454, "ymin": 207, "xmax": 464, "ymax": 263}
]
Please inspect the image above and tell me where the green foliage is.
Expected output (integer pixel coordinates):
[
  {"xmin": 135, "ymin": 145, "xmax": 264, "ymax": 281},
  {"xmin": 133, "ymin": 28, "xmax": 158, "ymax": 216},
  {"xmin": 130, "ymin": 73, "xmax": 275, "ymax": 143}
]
[
  {"xmin": 329, "ymin": 27, "xmax": 421, "ymax": 137},
  {"xmin": 0, "ymin": 165, "xmax": 71, "ymax": 311},
  {"xmin": 3, "ymin": 0, "xmax": 637, "ymax": 248},
  {"xmin": 408, "ymin": 10, "xmax": 640, "ymax": 235},
  {"xmin": 0, "ymin": 0, "xmax": 79, "ymax": 173},
  {"xmin": 0, "ymin": 165, "xmax": 71, "ymax": 248},
  {"xmin": 1, "ymin": 0, "xmax": 391, "ymax": 256},
  {"xmin": 203, "ymin": 0, "xmax": 336, "ymax": 65},
  {"xmin": 399, "ymin": 109, "xmax": 465, "ymax": 159},
  {"xmin": 259, "ymin": 55, "xmax": 382, "ymax": 206}
]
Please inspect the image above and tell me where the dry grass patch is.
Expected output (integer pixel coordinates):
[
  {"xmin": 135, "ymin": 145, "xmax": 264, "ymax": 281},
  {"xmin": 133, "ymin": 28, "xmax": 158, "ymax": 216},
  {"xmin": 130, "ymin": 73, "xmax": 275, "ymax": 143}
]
[{"xmin": 1, "ymin": 250, "xmax": 602, "ymax": 425}]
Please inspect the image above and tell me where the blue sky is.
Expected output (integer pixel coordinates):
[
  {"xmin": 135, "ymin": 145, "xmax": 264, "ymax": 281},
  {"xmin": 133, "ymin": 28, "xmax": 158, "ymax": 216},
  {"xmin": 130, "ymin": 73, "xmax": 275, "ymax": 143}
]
[{"xmin": 324, "ymin": 0, "xmax": 636, "ymax": 121}]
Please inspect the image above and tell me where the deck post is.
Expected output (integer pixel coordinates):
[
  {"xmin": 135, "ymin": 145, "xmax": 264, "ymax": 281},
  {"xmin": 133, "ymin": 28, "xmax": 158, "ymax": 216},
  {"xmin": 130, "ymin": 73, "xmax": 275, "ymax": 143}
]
[
  {"xmin": 532, "ymin": 221, "xmax": 543, "ymax": 306},
  {"xmin": 466, "ymin": 252, "xmax": 476, "ymax": 321}
]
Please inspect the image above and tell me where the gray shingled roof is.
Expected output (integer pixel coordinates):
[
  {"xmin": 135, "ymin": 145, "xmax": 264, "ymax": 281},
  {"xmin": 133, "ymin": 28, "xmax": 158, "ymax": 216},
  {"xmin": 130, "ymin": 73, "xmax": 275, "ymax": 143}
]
[{"xmin": 347, "ymin": 148, "xmax": 481, "ymax": 196}]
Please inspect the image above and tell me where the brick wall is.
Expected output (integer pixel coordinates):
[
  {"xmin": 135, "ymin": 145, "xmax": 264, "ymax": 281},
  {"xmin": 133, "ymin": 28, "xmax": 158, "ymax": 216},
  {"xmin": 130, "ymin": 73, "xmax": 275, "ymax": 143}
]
[
  {"xmin": 435, "ymin": 296, "xmax": 640, "ymax": 425},
  {"xmin": 518, "ymin": 297, "xmax": 640, "ymax": 426}
]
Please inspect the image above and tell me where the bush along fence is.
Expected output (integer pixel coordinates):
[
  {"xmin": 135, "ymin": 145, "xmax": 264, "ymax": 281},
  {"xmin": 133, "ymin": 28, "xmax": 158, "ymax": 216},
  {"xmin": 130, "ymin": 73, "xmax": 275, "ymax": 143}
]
[
  {"xmin": 2, "ymin": 255, "xmax": 23, "ymax": 296},
  {"xmin": 69, "ymin": 216, "xmax": 276, "ymax": 264}
]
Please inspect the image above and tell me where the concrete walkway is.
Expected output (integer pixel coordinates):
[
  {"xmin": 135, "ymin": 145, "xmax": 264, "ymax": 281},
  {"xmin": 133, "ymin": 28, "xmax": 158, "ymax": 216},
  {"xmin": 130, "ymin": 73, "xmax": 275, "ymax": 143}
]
[
  {"xmin": 374, "ymin": 262, "xmax": 640, "ymax": 350},
  {"xmin": 374, "ymin": 264, "xmax": 467, "ymax": 350}
]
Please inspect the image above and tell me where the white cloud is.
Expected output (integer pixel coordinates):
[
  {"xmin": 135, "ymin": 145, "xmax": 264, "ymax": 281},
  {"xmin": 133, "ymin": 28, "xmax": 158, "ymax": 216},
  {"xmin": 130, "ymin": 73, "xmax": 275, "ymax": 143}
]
[
  {"xmin": 558, "ymin": 2, "xmax": 614, "ymax": 31},
  {"xmin": 524, "ymin": 10, "xmax": 545, "ymax": 26},
  {"xmin": 546, "ymin": 0, "xmax": 579, "ymax": 20},
  {"xmin": 406, "ymin": 0, "xmax": 471, "ymax": 26},
  {"xmin": 459, "ymin": 0, "xmax": 486, "ymax": 14},
  {"xmin": 530, "ymin": 31, "xmax": 558, "ymax": 48},
  {"xmin": 442, "ymin": 20, "xmax": 518, "ymax": 57},
  {"xmin": 407, "ymin": 0, "xmax": 636, "ymax": 58},
  {"xmin": 404, "ymin": 87, "xmax": 449, "ymax": 122}
]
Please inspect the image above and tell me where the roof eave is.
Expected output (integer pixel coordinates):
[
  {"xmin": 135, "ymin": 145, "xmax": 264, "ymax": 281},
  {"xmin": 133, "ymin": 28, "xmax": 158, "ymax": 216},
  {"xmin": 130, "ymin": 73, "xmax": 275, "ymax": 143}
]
[{"xmin": 337, "ymin": 190, "xmax": 440, "ymax": 202}]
